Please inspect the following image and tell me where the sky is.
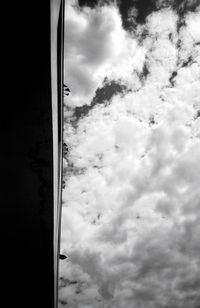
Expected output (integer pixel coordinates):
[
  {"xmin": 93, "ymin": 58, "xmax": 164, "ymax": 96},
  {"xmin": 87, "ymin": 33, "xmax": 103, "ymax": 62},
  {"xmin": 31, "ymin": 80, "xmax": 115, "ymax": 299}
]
[{"xmin": 59, "ymin": 0, "xmax": 200, "ymax": 307}]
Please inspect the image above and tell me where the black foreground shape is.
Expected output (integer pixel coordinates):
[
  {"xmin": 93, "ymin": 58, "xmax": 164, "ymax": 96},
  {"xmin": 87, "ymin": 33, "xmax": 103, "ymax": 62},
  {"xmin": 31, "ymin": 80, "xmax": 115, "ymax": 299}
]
[
  {"xmin": 2, "ymin": 1, "xmax": 54, "ymax": 308},
  {"xmin": 60, "ymin": 254, "xmax": 68, "ymax": 260}
]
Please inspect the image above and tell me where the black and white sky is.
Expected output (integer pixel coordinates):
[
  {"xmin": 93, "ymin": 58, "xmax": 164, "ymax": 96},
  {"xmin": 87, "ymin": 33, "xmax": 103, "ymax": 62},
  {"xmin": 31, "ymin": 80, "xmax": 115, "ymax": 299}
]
[{"xmin": 59, "ymin": 0, "xmax": 200, "ymax": 307}]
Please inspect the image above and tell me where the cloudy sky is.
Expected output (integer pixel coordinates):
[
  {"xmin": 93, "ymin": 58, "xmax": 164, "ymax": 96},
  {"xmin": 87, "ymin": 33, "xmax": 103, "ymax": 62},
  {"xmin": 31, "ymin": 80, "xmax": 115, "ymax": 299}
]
[{"xmin": 59, "ymin": 0, "xmax": 200, "ymax": 307}]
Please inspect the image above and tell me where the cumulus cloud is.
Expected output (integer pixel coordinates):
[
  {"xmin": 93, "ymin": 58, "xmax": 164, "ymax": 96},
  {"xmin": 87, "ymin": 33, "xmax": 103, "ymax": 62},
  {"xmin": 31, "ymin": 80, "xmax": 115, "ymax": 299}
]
[
  {"xmin": 60, "ymin": 1, "xmax": 200, "ymax": 307},
  {"xmin": 64, "ymin": 0, "xmax": 146, "ymax": 107}
]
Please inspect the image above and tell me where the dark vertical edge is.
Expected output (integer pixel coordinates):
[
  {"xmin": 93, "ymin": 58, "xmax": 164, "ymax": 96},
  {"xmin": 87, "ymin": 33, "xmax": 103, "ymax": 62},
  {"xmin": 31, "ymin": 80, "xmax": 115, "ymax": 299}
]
[
  {"xmin": 53, "ymin": 0, "xmax": 65, "ymax": 307},
  {"xmin": 50, "ymin": 0, "xmax": 60, "ymax": 306},
  {"xmin": 57, "ymin": 0, "xmax": 65, "ymax": 306},
  {"xmin": 2, "ymin": 1, "xmax": 54, "ymax": 307}
]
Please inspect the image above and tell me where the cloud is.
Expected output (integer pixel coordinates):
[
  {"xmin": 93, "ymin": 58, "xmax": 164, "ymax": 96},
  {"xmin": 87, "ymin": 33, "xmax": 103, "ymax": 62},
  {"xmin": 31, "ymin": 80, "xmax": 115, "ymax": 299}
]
[
  {"xmin": 60, "ymin": 1, "xmax": 200, "ymax": 307},
  {"xmin": 64, "ymin": 0, "xmax": 146, "ymax": 107}
]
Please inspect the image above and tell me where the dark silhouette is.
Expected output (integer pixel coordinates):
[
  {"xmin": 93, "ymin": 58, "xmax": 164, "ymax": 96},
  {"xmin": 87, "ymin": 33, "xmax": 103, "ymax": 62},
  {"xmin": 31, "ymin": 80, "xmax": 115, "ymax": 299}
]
[{"xmin": 60, "ymin": 254, "xmax": 67, "ymax": 260}]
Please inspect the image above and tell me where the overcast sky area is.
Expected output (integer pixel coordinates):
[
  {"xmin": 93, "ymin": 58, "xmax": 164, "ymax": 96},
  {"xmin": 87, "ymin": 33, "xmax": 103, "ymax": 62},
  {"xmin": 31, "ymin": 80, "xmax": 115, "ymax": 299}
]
[{"xmin": 59, "ymin": 0, "xmax": 200, "ymax": 307}]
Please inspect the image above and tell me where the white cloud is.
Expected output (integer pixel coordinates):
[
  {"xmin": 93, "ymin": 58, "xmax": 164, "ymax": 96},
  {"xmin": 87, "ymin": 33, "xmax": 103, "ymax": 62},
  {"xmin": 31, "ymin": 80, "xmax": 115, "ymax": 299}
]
[
  {"xmin": 64, "ymin": 0, "xmax": 146, "ymax": 107},
  {"xmin": 60, "ymin": 1, "xmax": 200, "ymax": 307}
]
